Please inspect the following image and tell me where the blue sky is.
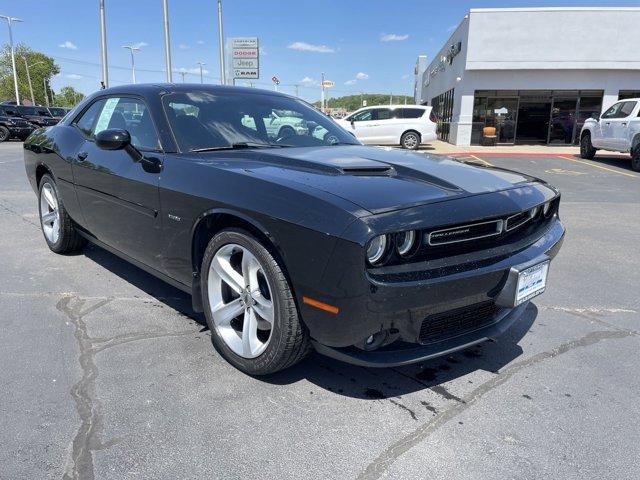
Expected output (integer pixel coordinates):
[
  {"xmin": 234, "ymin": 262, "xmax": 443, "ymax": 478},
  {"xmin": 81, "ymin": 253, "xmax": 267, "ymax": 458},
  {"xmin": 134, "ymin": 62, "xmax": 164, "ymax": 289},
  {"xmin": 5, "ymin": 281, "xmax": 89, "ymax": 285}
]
[{"xmin": 2, "ymin": 0, "xmax": 638, "ymax": 101}]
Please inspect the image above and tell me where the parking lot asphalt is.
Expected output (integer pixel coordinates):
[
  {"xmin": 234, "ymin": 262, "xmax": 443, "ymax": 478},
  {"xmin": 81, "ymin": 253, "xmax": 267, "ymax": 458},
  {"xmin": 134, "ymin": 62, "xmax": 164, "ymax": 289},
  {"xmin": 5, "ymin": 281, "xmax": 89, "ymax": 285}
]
[{"xmin": 1, "ymin": 141, "xmax": 639, "ymax": 480}]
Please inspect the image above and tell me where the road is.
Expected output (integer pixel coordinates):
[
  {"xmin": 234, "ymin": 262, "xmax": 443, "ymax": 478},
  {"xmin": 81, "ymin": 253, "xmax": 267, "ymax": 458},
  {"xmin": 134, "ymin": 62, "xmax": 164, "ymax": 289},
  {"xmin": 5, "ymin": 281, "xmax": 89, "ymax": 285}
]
[{"xmin": 1, "ymin": 141, "xmax": 639, "ymax": 479}]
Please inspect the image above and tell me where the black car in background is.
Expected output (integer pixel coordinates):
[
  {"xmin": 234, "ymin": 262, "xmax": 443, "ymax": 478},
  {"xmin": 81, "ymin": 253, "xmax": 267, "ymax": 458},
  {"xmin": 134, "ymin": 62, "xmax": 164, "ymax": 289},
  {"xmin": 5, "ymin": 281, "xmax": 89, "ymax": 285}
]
[
  {"xmin": 15, "ymin": 105, "xmax": 59, "ymax": 128},
  {"xmin": 0, "ymin": 106, "xmax": 35, "ymax": 142},
  {"xmin": 47, "ymin": 106, "xmax": 70, "ymax": 121},
  {"xmin": 23, "ymin": 84, "xmax": 565, "ymax": 375}
]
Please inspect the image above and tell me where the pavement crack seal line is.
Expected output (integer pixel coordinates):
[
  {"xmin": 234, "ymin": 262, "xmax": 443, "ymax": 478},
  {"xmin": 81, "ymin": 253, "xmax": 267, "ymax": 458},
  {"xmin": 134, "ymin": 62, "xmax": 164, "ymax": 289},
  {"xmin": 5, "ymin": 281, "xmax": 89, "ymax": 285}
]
[
  {"xmin": 356, "ymin": 329, "xmax": 635, "ymax": 480},
  {"xmin": 0, "ymin": 198, "xmax": 40, "ymax": 228},
  {"xmin": 55, "ymin": 294, "xmax": 198, "ymax": 480}
]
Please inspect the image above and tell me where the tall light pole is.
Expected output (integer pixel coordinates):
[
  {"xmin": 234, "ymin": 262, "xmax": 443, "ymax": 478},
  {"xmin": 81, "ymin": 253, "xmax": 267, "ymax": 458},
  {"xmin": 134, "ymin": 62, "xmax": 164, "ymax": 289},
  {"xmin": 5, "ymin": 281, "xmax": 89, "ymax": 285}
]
[
  {"xmin": 99, "ymin": 0, "xmax": 108, "ymax": 88},
  {"xmin": 0, "ymin": 15, "xmax": 23, "ymax": 105},
  {"xmin": 321, "ymin": 72, "xmax": 325, "ymax": 112},
  {"xmin": 122, "ymin": 45, "xmax": 140, "ymax": 83},
  {"xmin": 196, "ymin": 61, "xmax": 206, "ymax": 84},
  {"xmin": 162, "ymin": 0, "xmax": 173, "ymax": 82},
  {"xmin": 23, "ymin": 58, "xmax": 44, "ymax": 105},
  {"xmin": 216, "ymin": 0, "xmax": 226, "ymax": 85},
  {"xmin": 43, "ymin": 77, "xmax": 50, "ymax": 107},
  {"xmin": 178, "ymin": 70, "xmax": 187, "ymax": 82}
]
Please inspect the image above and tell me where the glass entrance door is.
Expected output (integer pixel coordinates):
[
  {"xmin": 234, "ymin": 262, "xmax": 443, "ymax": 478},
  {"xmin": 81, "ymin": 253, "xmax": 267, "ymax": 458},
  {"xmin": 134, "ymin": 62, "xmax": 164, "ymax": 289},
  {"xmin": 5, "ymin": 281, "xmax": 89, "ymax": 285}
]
[
  {"xmin": 516, "ymin": 98, "xmax": 552, "ymax": 144},
  {"xmin": 486, "ymin": 98, "xmax": 517, "ymax": 144},
  {"xmin": 548, "ymin": 97, "xmax": 578, "ymax": 144}
]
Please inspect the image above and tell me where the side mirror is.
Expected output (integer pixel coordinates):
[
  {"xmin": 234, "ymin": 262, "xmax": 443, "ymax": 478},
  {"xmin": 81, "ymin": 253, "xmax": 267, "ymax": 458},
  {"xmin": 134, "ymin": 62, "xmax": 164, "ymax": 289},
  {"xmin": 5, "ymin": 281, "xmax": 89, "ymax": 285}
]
[
  {"xmin": 350, "ymin": 119, "xmax": 355, "ymax": 126},
  {"xmin": 95, "ymin": 129, "xmax": 131, "ymax": 150}
]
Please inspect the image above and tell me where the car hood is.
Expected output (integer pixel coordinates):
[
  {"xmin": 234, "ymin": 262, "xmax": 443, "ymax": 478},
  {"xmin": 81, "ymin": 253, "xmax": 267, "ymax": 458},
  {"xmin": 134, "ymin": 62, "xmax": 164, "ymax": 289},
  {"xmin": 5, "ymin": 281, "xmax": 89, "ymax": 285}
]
[{"xmin": 204, "ymin": 145, "xmax": 540, "ymax": 214}]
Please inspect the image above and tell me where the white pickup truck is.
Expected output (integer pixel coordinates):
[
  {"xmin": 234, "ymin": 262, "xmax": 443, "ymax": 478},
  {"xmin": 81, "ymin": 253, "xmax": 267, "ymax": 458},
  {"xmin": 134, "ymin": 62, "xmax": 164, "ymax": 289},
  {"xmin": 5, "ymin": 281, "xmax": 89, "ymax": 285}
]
[{"xmin": 579, "ymin": 98, "xmax": 640, "ymax": 171}]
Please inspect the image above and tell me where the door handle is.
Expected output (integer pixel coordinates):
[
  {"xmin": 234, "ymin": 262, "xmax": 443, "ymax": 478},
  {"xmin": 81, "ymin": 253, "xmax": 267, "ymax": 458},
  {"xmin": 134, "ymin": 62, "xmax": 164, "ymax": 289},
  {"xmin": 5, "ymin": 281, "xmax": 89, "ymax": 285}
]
[
  {"xmin": 605, "ymin": 122, "xmax": 611, "ymax": 125},
  {"xmin": 622, "ymin": 122, "xmax": 627, "ymax": 126},
  {"xmin": 77, "ymin": 151, "xmax": 88, "ymax": 161}
]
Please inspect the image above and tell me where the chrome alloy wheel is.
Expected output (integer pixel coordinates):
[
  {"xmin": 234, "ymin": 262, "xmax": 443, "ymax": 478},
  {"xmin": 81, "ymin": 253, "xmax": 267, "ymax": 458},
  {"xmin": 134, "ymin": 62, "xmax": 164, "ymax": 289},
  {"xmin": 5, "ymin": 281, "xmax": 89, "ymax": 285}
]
[
  {"xmin": 40, "ymin": 182, "xmax": 60, "ymax": 244},
  {"xmin": 208, "ymin": 243, "xmax": 275, "ymax": 358},
  {"xmin": 402, "ymin": 132, "xmax": 419, "ymax": 149}
]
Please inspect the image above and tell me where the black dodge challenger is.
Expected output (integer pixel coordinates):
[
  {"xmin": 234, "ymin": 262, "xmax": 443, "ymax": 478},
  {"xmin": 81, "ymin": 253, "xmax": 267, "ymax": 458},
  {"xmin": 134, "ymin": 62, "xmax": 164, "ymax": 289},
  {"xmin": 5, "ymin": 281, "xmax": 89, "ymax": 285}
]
[{"xmin": 24, "ymin": 84, "xmax": 564, "ymax": 375}]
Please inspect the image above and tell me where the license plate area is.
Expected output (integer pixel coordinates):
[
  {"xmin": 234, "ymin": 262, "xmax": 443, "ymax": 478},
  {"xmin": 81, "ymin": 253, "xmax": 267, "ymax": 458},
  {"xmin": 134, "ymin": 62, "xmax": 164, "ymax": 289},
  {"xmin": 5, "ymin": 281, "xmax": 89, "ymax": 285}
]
[{"xmin": 515, "ymin": 261, "xmax": 549, "ymax": 305}]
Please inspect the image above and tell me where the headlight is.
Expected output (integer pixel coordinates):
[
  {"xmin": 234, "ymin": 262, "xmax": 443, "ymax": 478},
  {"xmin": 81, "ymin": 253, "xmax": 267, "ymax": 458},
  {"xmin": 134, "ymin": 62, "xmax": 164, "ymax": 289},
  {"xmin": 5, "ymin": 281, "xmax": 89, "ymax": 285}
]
[
  {"xmin": 542, "ymin": 201, "xmax": 552, "ymax": 216},
  {"xmin": 529, "ymin": 206, "xmax": 540, "ymax": 219},
  {"xmin": 366, "ymin": 234, "xmax": 388, "ymax": 265},
  {"xmin": 396, "ymin": 230, "xmax": 417, "ymax": 257}
]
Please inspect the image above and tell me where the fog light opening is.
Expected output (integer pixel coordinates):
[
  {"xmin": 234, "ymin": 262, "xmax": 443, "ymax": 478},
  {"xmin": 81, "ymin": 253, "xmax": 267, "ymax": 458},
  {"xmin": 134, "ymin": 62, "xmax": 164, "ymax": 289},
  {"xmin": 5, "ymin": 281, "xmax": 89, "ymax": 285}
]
[{"xmin": 361, "ymin": 330, "xmax": 389, "ymax": 351}]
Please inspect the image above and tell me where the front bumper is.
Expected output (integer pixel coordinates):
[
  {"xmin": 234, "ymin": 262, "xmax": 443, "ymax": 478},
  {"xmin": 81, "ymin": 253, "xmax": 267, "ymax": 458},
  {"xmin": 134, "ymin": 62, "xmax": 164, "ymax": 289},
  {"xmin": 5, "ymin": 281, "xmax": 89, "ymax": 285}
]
[{"xmin": 304, "ymin": 218, "xmax": 564, "ymax": 367}]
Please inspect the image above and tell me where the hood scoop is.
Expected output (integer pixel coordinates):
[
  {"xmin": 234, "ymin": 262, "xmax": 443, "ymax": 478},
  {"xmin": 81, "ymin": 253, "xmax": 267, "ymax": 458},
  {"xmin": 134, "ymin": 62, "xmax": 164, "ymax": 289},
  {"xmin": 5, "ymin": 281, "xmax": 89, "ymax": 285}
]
[{"xmin": 340, "ymin": 165, "xmax": 394, "ymax": 176}]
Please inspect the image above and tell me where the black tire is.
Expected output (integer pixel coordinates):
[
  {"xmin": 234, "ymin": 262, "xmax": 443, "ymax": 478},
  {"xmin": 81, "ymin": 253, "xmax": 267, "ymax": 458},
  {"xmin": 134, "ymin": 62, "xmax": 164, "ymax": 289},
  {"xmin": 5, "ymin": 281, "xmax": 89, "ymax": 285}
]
[
  {"xmin": 0, "ymin": 126, "xmax": 10, "ymax": 143},
  {"xmin": 580, "ymin": 133, "xmax": 596, "ymax": 159},
  {"xmin": 201, "ymin": 228, "xmax": 310, "ymax": 375},
  {"xmin": 400, "ymin": 130, "xmax": 420, "ymax": 150},
  {"xmin": 631, "ymin": 144, "xmax": 640, "ymax": 172},
  {"xmin": 277, "ymin": 126, "xmax": 296, "ymax": 140},
  {"xmin": 38, "ymin": 174, "xmax": 86, "ymax": 254}
]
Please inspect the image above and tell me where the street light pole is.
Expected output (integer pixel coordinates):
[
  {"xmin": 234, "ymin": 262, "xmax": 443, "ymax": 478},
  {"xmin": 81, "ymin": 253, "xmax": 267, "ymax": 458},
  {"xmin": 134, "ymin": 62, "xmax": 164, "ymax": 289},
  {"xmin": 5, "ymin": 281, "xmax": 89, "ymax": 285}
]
[
  {"xmin": 23, "ymin": 58, "xmax": 43, "ymax": 105},
  {"xmin": 0, "ymin": 15, "xmax": 23, "ymax": 105},
  {"xmin": 122, "ymin": 45, "xmax": 140, "ymax": 83},
  {"xmin": 178, "ymin": 71, "xmax": 186, "ymax": 82},
  {"xmin": 162, "ymin": 0, "xmax": 173, "ymax": 82},
  {"xmin": 217, "ymin": 0, "xmax": 226, "ymax": 85},
  {"xmin": 43, "ymin": 77, "xmax": 49, "ymax": 107},
  {"xmin": 321, "ymin": 72, "xmax": 325, "ymax": 112},
  {"xmin": 99, "ymin": 0, "xmax": 108, "ymax": 88},
  {"xmin": 197, "ymin": 62, "xmax": 206, "ymax": 84}
]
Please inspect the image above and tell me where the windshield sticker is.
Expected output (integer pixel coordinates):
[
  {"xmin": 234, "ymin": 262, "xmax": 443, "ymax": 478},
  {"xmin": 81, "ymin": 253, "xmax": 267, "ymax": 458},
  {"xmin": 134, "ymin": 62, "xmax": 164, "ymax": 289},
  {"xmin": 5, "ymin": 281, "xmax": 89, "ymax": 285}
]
[{"xmin": 94, "ymin": 97, "xmax": 120, "ymax": 134}]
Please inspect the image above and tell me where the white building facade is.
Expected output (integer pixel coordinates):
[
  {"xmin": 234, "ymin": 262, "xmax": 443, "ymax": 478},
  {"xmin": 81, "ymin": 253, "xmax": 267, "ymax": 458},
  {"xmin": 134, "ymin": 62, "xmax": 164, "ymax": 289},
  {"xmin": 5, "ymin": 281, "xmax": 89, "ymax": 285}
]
[{"xmin": 414, "ymin": 7, "xmax": 640, "ymax": 146}]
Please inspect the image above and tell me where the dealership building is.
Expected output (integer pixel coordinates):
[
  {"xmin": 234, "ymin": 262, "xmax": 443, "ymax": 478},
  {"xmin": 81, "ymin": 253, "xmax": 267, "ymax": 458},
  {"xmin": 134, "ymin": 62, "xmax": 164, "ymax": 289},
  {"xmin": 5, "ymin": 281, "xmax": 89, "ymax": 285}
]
[{"xmin": 413, "ymin": 7, "xmax": 640, "ymax": 146}]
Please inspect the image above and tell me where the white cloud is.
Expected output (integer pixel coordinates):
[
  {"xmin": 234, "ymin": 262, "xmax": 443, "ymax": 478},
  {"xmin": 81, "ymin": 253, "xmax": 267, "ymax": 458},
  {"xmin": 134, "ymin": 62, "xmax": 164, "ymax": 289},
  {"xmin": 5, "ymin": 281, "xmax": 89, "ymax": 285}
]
[
  {"xmin": 179, "ymin": 43, "xmax": 190, "ymax": 50},
  {"xmin": 380, "ymin": 33, "xmax": 409, "ymax": 42},
  {"xmin": 344, "ymin": 79, "xmax": 356, "ymax": 86},
  {"xmin": 66, "ymin": 74, "xmax": 82, "ymax": 79},
  {"xmin": 401, "ymin": 74, "xmax": 410, "ymax": 80},
  {"xmin": 355, "ymin": 72, "xmax": 369, "ymax": 80},
  {"xmin": 58, "ymin": 41, "xmax": 78, "ymax": 50},
  {"xmin": 175, "ymin": 67, "xmax": 209, "ymax": 75},
  {"xmin": 131, "ymin": 42, "xmax": 148, "ymax": 49},
  {"xmin": 196, "ymin": 40, "xmax": 205, "ymax": 45},
  {"xmin": 300, "ymin": 76, "xmax": 318, "ymax": 86},
  {"xmin": 287, "ymin": 42, "xmax": 334, "ymax": 53}
]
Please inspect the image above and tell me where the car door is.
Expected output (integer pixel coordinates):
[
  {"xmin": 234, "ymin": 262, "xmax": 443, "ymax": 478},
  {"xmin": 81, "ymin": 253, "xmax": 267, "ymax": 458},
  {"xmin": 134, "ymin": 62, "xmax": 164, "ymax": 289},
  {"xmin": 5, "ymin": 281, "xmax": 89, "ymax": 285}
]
[
  {"xmin": 595, "ymin": 102, "xmax": 623, "ymax": 149},
  {"xmin": 369, "ymin": 108, "xmax": 398, "ymax": 144},
  {"xmin": 611, "ymin": 101, "xmax": 636, "ymax": 151},
  {"xmin": 344, "ymin": 108, "xmax": 377, "ymax": 143},
  {"xmin": 71, "ymin": 96, "xmax": 164, "ymax": 268}
]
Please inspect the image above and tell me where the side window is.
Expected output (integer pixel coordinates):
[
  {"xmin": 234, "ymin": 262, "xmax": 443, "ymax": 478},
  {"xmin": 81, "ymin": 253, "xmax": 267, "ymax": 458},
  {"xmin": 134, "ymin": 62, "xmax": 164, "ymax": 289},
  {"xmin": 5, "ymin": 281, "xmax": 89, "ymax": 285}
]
[
  {"xmin": 619, "ymin": 101, "xmax": 636, "ymax": 118},
  {"xmin": 92, "ymin": 97, "xmax": 160, "ymax": 151},
  {"xmin": 74, "ymin": 99, "xmax": 107, "ymax": 138},
  {"xmin": 601, "ymin": 103, "xmax": 622, "ymax": 120},
  {"xmin": 372, "ymin": 108, "xmax": 393, "ymax": 121},
  {"xmin": 352, "ymin": 109, "xmax": 373, "ymax": 122},
  {"xmin": 399, "ymin": 108, "xmax": 425, "ymax": 119}
]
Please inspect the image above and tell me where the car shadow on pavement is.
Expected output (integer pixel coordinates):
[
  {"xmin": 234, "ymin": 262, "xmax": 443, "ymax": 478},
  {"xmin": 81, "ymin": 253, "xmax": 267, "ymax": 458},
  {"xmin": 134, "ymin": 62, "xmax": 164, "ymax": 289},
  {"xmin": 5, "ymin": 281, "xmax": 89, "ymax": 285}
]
[
  {"xmin": 262, "ymin": 305, "xmax": 537, "ymax": 399},
  {"xmin": 83, "ymin": 244, "xmax": 207, "ymax": 327},
  {"xmin": 583, "ymin": 154, "xmax": 635, "ymax": 172}
]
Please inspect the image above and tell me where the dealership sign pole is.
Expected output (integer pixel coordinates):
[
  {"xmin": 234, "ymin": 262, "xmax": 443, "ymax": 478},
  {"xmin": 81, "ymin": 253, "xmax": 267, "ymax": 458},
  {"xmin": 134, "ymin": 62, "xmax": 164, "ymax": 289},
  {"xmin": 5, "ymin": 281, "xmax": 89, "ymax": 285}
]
[{"xmin": 230, "ymin": 37, "xmax": 259, "ymax": 83}]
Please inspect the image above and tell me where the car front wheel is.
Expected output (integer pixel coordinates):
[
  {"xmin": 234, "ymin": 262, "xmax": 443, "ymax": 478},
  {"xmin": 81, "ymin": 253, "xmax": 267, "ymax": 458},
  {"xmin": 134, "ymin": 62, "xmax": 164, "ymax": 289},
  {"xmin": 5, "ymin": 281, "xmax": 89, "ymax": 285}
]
[
  {"xmin": 400, "ymin": 131, "xmax": 420, "ymax": 150},
  {"xmin": 580, "ymin": 133, "xmax": 596, "ymax": 159},
  {"xmin": 0, "ymin": 126, "xmax": 10, "ymax": 142},
  {"xmin": 631, "ymin": 144, "xmax": 640, "ymax": 172},
  {"xmin": 201, "ymin": 228, "xmax": 310, "ymax": 375}
]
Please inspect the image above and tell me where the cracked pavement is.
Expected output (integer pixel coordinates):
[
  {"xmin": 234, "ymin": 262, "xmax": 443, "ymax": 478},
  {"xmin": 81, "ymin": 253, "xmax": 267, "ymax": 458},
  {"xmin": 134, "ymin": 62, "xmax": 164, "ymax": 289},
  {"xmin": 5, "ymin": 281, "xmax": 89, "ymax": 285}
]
[{"xmin": 1, "ymin": 142, "xmax": 639, "ymax": 479}]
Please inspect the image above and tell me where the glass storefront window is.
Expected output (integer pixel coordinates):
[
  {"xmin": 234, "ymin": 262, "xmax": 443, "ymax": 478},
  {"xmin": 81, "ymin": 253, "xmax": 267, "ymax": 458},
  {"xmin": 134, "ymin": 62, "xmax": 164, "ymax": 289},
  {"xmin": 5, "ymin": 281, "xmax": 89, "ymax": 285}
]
[{"xmin": 549, "ymin": 97, "xmax": 578, "ymax": 145}]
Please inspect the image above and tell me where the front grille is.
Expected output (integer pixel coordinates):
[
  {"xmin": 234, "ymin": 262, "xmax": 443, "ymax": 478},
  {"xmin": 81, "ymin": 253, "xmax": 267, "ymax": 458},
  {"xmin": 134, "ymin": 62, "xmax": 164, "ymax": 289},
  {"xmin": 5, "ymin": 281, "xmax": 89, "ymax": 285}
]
[
  {"xmin": 428, "ymin": 219, "xmax": 503, "ymax": 246},
  {"xmin": 419, "ymin": 301, "xmax": 498, "ymax": 344}
]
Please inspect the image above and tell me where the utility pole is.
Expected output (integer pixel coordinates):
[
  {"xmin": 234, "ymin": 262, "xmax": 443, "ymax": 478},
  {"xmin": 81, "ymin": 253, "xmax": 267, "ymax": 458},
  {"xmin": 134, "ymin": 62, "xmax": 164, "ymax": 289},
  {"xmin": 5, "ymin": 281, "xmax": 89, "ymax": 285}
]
[
  {"xmin": 0, "ymin": 15, "xmax": 23, "ymax": 105},
  {"xmin": 294, "ymin": 84, "xmax": 299, "ymax": 97},
  {"xmin": 178, "ymin": 71, "xmax": 187, "ymax": 82},
  {"xmin": 23, "ymin": 58, "xmax": 43, "ymax": 105},
  {"xmin": 390, "ymin": 92, "xmax": 393, "ymax": 105},
  {"xmin": 216, "ymin": 0, "xmax": 226, "ymax": 84},
  {"xmin": 321, "ymin": 72, "xmax": 325, "ymax": 112},
  {"xmin": 360, "ymin": 91, "xmax": 363, "ymax": 107},
  {"xmin": 162, "ymin": 0, "xmax": 173, "ymax": 82},
  {"xmin": 43, "ymin": 77, "xmax": 49, "ymax": 107},
  {"xmin": 122, "ymin": 45, "xmax": 140, "ymax": 83},
  {"xmin": 197, "ymin": 61, "xmax": 206, "ymax": 83},
  {"xmin": 98, "ymin": 0, "xmax": 108, "ymax": 88}
]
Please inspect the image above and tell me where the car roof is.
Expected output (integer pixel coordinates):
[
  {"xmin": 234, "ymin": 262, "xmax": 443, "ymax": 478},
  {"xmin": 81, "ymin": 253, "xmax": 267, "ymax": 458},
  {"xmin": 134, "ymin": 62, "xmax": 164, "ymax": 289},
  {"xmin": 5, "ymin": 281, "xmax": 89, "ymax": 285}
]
[
  {"xmin": 92, "ymin": 83, "xmax": 293, "ymax": 99},
  {"xmin": 358, "ymin": 104, "xmax": 429, "ymax": 110}
]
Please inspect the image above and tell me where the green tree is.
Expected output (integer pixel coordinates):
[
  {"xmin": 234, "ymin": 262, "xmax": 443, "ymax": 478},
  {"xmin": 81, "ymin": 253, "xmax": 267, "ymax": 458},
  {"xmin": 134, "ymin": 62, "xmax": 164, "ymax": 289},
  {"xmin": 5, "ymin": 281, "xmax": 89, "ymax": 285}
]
[
  {"xmin": 314, "ymin": 94, "xmax": 415, "ymax": 111},
  {"xmin": 0, "ymin": 43, "xmax": 59, "ymax": 105},
  {"xmin": 54, "ymin": 86, "xmax": 84, "ymax": 107}
]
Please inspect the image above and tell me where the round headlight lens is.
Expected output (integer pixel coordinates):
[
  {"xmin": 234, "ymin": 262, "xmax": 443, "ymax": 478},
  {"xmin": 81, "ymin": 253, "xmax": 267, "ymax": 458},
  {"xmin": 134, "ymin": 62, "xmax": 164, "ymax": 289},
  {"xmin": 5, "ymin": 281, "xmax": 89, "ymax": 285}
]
[
  {"xmin": 396, "ymin": 230, "xmax": 416, "ymax": 256},
  {"xmin": 542, "ymin": 201, "xmax": 551, "ymax": 216},
  {"xmin": 366, "ymin": 234, "xmax": 388, "ymax": 265}
]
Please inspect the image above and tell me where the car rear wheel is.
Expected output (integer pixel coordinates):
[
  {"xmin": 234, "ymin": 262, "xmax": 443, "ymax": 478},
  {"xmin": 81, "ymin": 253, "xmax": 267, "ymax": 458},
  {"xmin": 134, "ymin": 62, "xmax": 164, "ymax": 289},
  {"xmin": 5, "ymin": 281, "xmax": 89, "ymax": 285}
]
[
  {"xmin": 0, "ymin": 126, "xmax": 10, "ymax": 142},
  {"xmin": 38, "ymin": 174, "xmax": 86, "ymax": 253},
  {"xmin": 202, "ymin": 228, "xmax": 310, "ymax": 375},
  {"xmin": 631, "ymin": 144, "xmax": 640, "ymax": 172},
  {"xmin": 580, "ymin": 133, "xmax": 596, "ymax": 159},
  {"xmin": 400, "ymin": 131, "xmax": 420, "ymax": 150}
]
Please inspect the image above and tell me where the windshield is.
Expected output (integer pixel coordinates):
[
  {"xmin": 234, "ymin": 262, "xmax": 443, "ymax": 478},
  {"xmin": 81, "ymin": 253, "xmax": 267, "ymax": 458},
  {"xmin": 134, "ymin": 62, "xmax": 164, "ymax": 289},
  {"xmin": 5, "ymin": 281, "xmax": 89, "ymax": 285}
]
[
  {"xmin": 18, "ymin": 106, "xmax": 46, "ymax": 116},
  {"xmin": 162, "ymin": 90, "xmax": 359, "ymax": 151},
  {"xmin": 49, "ymin": 108, "xmax": 66, "ymax": 116}
]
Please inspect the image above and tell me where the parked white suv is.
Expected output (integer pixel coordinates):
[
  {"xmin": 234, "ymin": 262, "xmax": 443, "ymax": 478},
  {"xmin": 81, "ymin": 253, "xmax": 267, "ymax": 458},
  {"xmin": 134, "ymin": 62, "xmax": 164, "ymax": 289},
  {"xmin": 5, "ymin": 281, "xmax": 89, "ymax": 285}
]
[
  {"xmin": 336, "ymin": 105, "xmax": 437, "ymax": 150},
  {"xmin": 580, "ymin": 98, "xmax": 640, "ymax": 171}
]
